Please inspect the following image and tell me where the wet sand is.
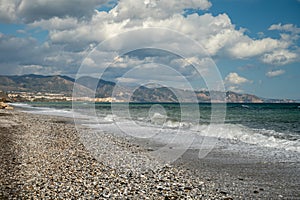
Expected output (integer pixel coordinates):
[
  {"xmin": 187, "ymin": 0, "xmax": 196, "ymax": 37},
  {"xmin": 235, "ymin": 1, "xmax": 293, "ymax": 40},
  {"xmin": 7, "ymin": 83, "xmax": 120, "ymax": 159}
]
[
  {"xmin": 175, "ymin": 147, "xmax": 300, "ymax": 199},
  {"xmin": 131, "ymin": 133, "xmax": 300, "ymax": 199}
]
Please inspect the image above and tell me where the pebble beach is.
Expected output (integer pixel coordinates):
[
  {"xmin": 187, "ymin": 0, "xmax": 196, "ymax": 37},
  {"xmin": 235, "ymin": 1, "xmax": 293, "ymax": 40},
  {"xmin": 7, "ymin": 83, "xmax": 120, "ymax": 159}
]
[
  {"xmin": 1, "ymin": 109, "xmax": 299, "ymax": 199},
  {"xmin": 0, "ymin": 109, "xmax": 227, "ymax": 199}
]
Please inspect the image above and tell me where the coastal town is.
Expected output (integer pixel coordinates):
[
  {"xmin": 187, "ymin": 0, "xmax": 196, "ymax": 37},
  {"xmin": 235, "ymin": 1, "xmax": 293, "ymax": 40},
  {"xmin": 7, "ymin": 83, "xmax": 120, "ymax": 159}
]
[
  {"xmin": 0, "ymin": 89, "xmax": 296, "ymax": 105},
  {"xmin": 1, "ymin": 91, "xmax": 123, "ymax": 103},
  {"xmin": 7, "ymin": 92, "xmax": 120, "ymax": 102},
  {"xmin": 0, "ymin": 74, "xmax": 297, "ymax": 104}
]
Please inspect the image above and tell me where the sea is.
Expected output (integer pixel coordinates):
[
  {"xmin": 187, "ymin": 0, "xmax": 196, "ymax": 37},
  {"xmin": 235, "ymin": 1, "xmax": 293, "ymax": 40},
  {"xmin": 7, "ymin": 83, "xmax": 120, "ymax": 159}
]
[{"xmin": 11, "ymin": 102, "xmax": 300, "ymax": 157}]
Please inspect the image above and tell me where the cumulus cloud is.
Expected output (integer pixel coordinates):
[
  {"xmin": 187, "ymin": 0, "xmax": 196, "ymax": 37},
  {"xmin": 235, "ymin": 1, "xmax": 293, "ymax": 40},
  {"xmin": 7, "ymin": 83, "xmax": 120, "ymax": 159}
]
[
  {"xmin": 261, "ymin": 49, "xmax": 297, "ymax": 65},
  {"xmin": 269, "ymin": 23, "xmax": 300, "ymax": 45},
  {"xmin": 0, "ymin": 33, "xmax": 87, "ymax": 75},
  {"xmin": 111, "ymin": 0, "xmax": 211, "ymax": 21},
  {"xmin": 227, "ymin": 85, "xmax": 244, "ymax": 93},
  {"xmin": 266, "ymin": 69, "xmax": 285, "ymax": 77},
  {"xmin": 269, "ymin": 23, "xmax": 300, "ymax": 34},
  {"xmin": 224, "ymin": 72, "xmax": 252, "ymax": 93},
  {"xmin": 0, "ymin": 0, "xmax": 211, "ymax": 23},
  {"xmin": 80, "ymin": 48, "xmax": 213, "ymax": 89},
  {"xmin": 0, "ymin": 0, "xmax": 18, "ymax": 23},
  {"xmin": 227, "ymin": 23, "xmax": 299, "ymax": 65},
  {"xmin": 33, "ymin": 10, "xmax": 246, "ymax": 57},
  {"xmin": 0, "ymin": 0, "xmax": 112, "ymax": 23},
  {"xmin": 20, "ymin": 1, "xmax": 300, "ymax": 61},
  {"xmin": 228, "ymin": 38, "xmax": 289, "ymax": 59},
  {"xmin": 0, "ymin": 0, "xmax": 299, "ymax": 78},
  {"xmin": 225, "ymin": 72, "xmax": 251, "ymax": 85},
  {"xmin": 30, "ymin": 17, "xmax": 79, "ymax": 31},
  {"xmin": 0, "ymin": 33, "xmax": 41, "ymax": 63}
]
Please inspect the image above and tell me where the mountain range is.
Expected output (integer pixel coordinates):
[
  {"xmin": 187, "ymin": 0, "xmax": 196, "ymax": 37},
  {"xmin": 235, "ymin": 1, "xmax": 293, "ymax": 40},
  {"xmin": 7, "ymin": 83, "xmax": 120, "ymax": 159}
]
[{"xmin": 0, "ymin": 74, "xmax": 295, "ymax": 103}]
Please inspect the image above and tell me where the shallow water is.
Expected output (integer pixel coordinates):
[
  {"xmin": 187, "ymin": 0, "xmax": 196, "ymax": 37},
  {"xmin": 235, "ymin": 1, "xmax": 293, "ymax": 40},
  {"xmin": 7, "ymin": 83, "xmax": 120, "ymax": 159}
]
[{"xmin": 11, "ymin": 102, "xmax": 300, "ymax": 153}]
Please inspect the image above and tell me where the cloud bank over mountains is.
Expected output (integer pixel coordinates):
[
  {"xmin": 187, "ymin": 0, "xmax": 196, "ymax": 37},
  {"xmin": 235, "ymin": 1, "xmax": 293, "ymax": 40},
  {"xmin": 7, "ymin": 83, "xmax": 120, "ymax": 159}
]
[{"xmin": 0, "ymin": 0, "xmax": 299, "ymax": 91}]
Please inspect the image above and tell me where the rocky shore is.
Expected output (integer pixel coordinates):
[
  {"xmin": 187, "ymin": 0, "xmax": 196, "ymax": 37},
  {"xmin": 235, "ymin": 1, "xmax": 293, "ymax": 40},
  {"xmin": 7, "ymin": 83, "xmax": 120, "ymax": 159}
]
[
  {"xmin": 0, "ymin": 102, "xmax": 14, "ymax": 110},
  {"xmin": 0, "ymin": 109, "xmax": 227, "ymax": 199},
  {"xmin": 1, "ymin": 109, "xmax": 299, "ymax": 199}
]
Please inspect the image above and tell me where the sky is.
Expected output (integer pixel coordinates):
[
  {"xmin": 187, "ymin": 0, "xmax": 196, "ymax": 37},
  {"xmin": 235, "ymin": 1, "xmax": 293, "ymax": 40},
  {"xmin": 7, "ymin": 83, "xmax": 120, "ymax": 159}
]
[{"xmin": 0, "ymin": 0, "xmax": 299, "ymax": 99}]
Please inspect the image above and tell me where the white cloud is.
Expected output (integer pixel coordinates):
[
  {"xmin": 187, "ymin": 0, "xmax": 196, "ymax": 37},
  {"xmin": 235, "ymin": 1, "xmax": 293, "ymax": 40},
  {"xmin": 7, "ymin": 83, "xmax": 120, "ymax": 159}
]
[
  {"xmin": 266, "ymin": 69, "xmax": 285, "ymax": 77},
  {"xmin": 0, "ymin": 0, "xmax": 299, "ymax": 77},
  {"xmin": 269, "ymin": 23, "xmax": 300, "ymax": 43},
  {"xmin": 225, "ymin": 72, "xmax": 251, "ymax": 85},
  {"xmin": 0, "ymin": 34, "xmax": 40, "ymax": 62},
  {"xmin": 24, "ymin": 1, "xmax": 299, "ymax": 64},
  {"xmin": 225, "ymin": 72, "xmax": 252, "ymax": 93},
  {"xmin": 269, "ymin": 23, "xmax": 300, "ymax": 34},
  {"xmin": 227, "ymin": 85, "xmax": 244, "ymax": 93},
  {"xmin": 36, "ymin": 11, "xmax": 245, "ymax": 56},
  {"xmin": 113, "ymin": 62, "xmax": 203, "ymax": 90},
  {"xmin": 19, "ymin": 64, "xmax": 63, "ymax": 75},
  {"xmin": 111, "ymin": 0, "xmax": 211, "ymax": 21},
  {"xmin": 228, "ymin": 38, "xmax": 289, "ymax": 59},
  {"xmin": 0, "ymin": 0, "xmax": 112, "ymax": 23},
  {"xmin": 261, "ymin": 49, "xmax": 297, "ymax": 65},
  {"xmin": 0, "ymin": 33, "xmax": 87, "ymax": 76},
  {"xmin": 30, "ymin": 17, "xmax": 79, "ymax": 31},
  {"xmin": 0, "ymin": 0, "xmax": 18, "ymax": 23},
  {"xmin": 228, "ymin": 23, "xmax": 299, "ymax": 63}
]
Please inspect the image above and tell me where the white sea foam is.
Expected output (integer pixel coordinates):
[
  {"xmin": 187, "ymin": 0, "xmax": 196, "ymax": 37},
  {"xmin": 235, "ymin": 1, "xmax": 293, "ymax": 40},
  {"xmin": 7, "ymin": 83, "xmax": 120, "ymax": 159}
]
[
  {"xmin": 11, "ymin": 103, "xmax": 82, "ymax": 119},
  {"xmin": 104, "ymin": 114, "xmax": 117, "ymax": 122},
  {"xmin": 86, "ymin": 116, "xmax": 300, "ymax": 153},
  {"xmin": 11, "ymin": 103, "xmax": 300, "ymax": 153},
  {"xmin": 194, "ymin": 123, "xmax": 300, "ymax": 153},
  {"xmin": 150, "ymin": 112, "xmax": 167, "ymax": 125},
  {"xmin": 9, "ymin": 103, "xmax": 35, "ymax": 109},
  {"xmin": 164, "ymin": 120, "xmax": 192, "ymax": 129}
]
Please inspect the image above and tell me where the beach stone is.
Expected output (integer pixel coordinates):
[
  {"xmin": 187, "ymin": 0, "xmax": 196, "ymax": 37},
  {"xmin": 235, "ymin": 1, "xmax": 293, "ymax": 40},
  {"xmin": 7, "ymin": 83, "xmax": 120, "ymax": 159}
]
[
  {"xmin": 5, "ymin": 106, "xmax": 14, "ymax": 110},
  {"xmin": 219, "ymin": 190, "xmax": 228, "ymax": 195},
  {"xmin": 0, "ymin": 102, "xmax": 8, "ymax": 109},
  {"xmin": 1, "ymin": 110, "xmax": 258, "ymax": 199}
]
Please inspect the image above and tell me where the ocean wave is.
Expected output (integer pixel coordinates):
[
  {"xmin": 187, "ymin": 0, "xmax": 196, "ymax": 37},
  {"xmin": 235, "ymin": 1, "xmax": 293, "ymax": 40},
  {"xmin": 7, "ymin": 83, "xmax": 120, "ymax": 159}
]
[
  {"xmin": 194, "ymin": 123, "xmax": 300, "ymax": 153},
  {"xmin": 164, "ymin": 120, "xmax": 192, "ymax": 129},
  {"xmin": 11, "ymin": 102, "xmax": 300, "ymax": 153},
  {"xmin": 9, "ymin": 102, "xmax": 34, "ymax": 109},
  {"xmin": 11, "ymin": 102, "xmax": 76, "ymax": 118}
]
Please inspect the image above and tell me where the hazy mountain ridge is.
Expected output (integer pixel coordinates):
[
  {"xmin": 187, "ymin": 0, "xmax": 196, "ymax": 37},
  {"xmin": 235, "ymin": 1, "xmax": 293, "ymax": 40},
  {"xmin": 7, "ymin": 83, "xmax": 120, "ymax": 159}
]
[
  {"xmin": 0, "ymin": 74, "xmax": 295, "ymax": 103},
  {"xmin": 0, "ymin": 74, "xmax": 75, "ymax": 95}
]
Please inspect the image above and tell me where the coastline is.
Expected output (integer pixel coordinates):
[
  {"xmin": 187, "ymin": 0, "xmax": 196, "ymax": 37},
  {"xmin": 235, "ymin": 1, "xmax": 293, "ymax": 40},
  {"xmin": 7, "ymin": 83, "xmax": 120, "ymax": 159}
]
[{"xmin": 1, "ymin": 109, "xmax": 299, "ymax": 199}]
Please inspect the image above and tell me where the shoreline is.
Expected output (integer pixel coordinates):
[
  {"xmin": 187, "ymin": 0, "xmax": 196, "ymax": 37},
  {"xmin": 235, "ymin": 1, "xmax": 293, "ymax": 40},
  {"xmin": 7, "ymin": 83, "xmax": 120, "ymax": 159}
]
[
  {"xmin": 128, "ymin": 128, "xmax": 300, "ymax": 198},
  {"xmin": 1, "ymin": 109, "xmax": 299, "ymax": 199},
  {"xmin": 0, "ymin": 109, "xmax": 225, "ymax": 199}
]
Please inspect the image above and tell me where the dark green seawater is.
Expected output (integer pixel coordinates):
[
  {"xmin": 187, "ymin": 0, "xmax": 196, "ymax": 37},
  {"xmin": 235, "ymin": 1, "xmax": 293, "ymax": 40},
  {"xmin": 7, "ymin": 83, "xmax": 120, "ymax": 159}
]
[{"xmin": 22, "ymin": 102, "xmax": 300, "ymax": 135}]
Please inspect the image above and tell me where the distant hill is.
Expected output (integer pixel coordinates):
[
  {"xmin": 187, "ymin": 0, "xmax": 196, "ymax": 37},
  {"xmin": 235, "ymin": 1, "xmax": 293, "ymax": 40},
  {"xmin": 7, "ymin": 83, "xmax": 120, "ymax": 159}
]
[
  {"xmin": 0, "ymin": 74, "xmax": 295, "ymax": 103},
  {"xmin": 0, "ymin": 74, "xmax": 76, "ymax": 95},
  {"xmin": 76, "ymin": 76, "xmax": 117, "ymax": 98}
]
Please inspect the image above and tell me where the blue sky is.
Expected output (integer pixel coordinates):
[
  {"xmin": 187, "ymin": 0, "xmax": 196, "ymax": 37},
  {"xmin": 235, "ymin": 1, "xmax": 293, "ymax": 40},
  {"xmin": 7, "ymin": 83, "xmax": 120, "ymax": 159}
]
[
  {"xmin": 0, "ymin": 0, "xmax": 299, "ymax": 99},
  {"xmin": 210, "ymin": 0, "xmax": 300, "ymax": 34},
  {"xmin": 208, "ymin": 0, "xmax": 300, "ymax": 99}
]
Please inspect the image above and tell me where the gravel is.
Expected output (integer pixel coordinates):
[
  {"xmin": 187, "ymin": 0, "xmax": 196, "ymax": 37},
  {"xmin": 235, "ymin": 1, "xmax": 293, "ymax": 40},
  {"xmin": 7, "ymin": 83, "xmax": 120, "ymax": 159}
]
[
  {"xmin": 0, "ymin": 110, "xmax": 228, "ymax": 199},
  {"xmin": 1, "ymin": 109, "xmax": 299, "ymax": 199}
]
